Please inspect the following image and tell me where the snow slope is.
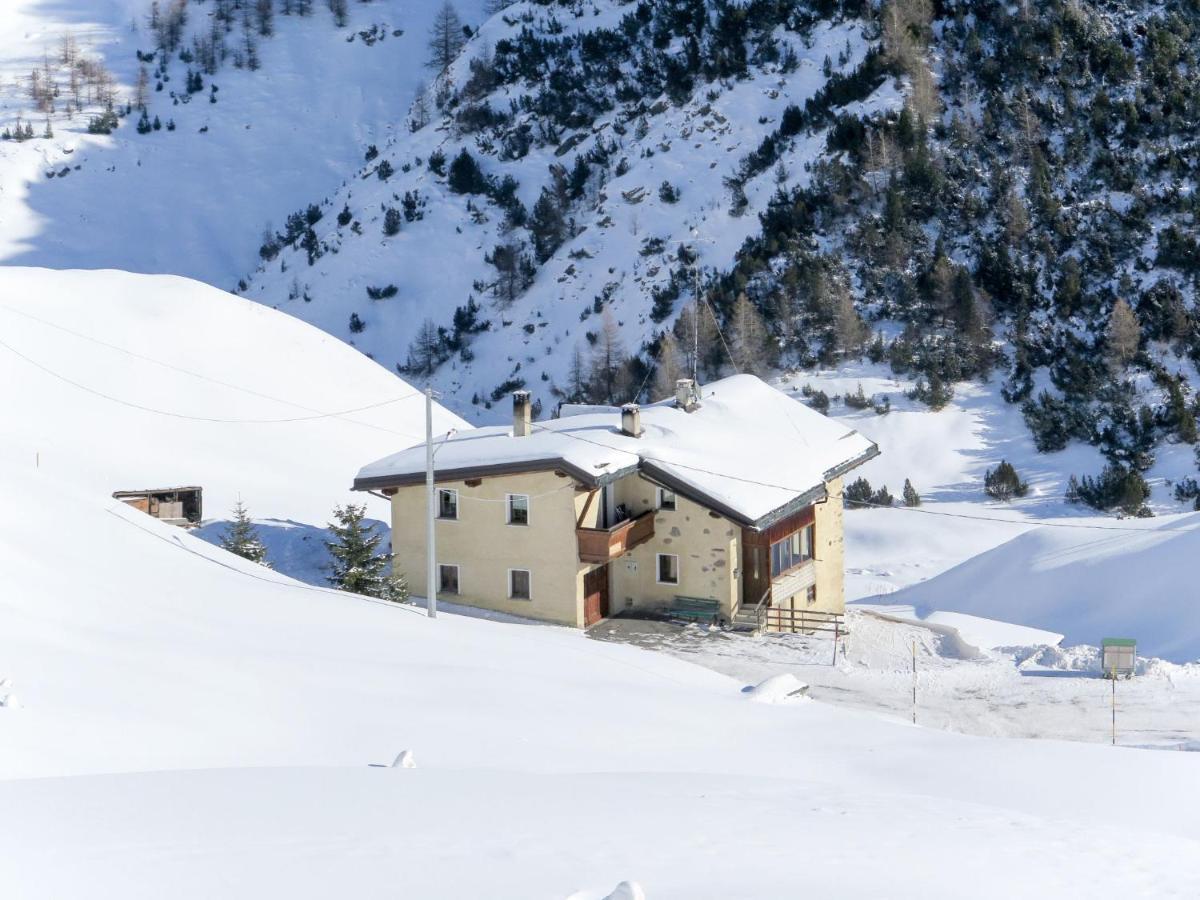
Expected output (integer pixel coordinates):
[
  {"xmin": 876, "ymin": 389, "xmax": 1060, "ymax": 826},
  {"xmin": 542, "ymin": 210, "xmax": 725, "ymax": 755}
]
[
  {"xmin": 0, "ymin": 0, "xmax": 485, "ymax": 286},
  {"xmin": 0, "ymin": 267, "xmax": 464, "ymax": 524},
  {"xmin": 3, "ymin": 463, "xmax": 1200, "ymax": 896},
  {"xmin": 878, "ymin": 515, "xmax": 1200, "ymax": 662},
  {"xmin": 1, "ymin": 270, "xmax": 1199, "ymax": 896}
]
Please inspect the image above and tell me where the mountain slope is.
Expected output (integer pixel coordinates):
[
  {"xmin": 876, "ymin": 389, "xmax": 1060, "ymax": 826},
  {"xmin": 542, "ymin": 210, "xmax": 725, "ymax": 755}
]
[
  {"xmin": 0, "ymin": 0, "xmax": 484, "ymax": 286},
  {"xmin": 239, "ymin": 1, "xmax": 898, "ymax": 419},
  {"xmin": 227, "ymin": 0, "xmax": 1200, "ymax": 509}
]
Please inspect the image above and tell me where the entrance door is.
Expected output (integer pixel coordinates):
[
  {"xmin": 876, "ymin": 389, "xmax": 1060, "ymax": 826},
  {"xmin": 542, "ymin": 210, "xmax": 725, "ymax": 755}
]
[{"xmin": 583, "ymin": 564, "xmax": 610, "ymax": 627}]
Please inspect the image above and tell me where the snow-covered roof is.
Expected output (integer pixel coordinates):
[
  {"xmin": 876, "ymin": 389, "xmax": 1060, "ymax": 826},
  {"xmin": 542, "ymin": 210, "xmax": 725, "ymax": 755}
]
[{"xmin": 354, "ymin": 375, "xmax": 878, "ymax": 528}]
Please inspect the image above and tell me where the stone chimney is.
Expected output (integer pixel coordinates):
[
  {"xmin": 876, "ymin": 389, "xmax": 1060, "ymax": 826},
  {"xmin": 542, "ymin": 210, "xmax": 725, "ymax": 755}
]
[
  {"xmin": 675, "ymin": 378, "xmax": 699, "ymax": 412},
  {"xmin": 620, "ymin": 403, "xmax": 643, "ymax": 438},
  {"xmin": 513, "ymin": 390, "xmax": 532, "ymax": 437}
]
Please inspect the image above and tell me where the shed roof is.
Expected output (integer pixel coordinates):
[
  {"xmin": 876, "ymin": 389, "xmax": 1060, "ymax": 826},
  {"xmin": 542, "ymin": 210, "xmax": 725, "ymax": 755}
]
[
  {"xmin": 112, "ymin": 487, "xmax": 203, "ymax": 497},
  {"xmin": 353, "ymin": 375, "xmax": 878, "ymax": 529}
]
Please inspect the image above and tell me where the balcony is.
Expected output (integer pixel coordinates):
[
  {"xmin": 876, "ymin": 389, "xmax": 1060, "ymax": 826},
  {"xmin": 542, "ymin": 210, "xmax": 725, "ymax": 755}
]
[{"xmin": 577, "ymin": 511, "xmax": 655, "ymax": 563}]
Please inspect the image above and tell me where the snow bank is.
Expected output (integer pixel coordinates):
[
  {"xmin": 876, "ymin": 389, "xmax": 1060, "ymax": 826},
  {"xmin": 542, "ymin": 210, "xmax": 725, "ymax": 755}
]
[
  {"xmin": 603, "ymin": 882, "xmax": 647, "ymax": 900},
  {"xmin": 857, "ymin": 604, "xmax": 1064, "ymax": 652},
  {"xmin": 876, "ymin": 515, "xmax": 1200, "ymax": 662},
  {"xmin": 744, "ymin": 673, "xmax": 810, "ymax": 704}
]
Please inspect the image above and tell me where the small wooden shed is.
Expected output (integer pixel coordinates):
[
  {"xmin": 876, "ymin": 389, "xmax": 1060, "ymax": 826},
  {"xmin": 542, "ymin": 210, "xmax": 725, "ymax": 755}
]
[
  {"xmin": 1101, "ymin": 638, "xmax": 1136, "ymax": 679},
  {"xmin": 113, "ymin": 487, "xmax": 203, "ymax": 527}
]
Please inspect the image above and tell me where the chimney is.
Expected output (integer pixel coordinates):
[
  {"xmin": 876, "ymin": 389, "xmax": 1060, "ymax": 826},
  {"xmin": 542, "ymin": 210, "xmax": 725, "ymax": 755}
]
[
  {"xmin": 675, "ymin": 378, "xmax": 698, "ymax": 412},
  {"xmin": 620, "ymin": 403, "xmax": 643, "ymax": 438},
  {"xmin": 512, "ymin": 390, "xmax": 532, "ymax": 437}
]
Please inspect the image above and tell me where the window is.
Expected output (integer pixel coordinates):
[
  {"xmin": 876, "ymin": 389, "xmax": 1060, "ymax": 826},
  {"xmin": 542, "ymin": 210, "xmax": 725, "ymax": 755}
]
[
  {"xmin": 770, "ymin": 524, "xmax": 815, "ymax": 577},
  {"xmin": 657, "ymin": 553, "xmax": 679, "ymax": 585},
  {"xmin": 438, "ymin": 489, "xmax": 458, "ymax": 520},
  {"xmin": 507, "ymin": 493, "xmax": 529, "ymax": 526},
  {"xmin": 509, "ymin": 568, "xmax": 531, "ymax": 600},
  {"xmin": 805, "ymin": 585, "xmax": 817, "ymax": 606},
  {"xmin": 657, "ymin": 488, "xmax": 677, "ymax": 511},
  {"xmin": 439, "ymin": 564, "xmax": 460, "ymax": 595}
]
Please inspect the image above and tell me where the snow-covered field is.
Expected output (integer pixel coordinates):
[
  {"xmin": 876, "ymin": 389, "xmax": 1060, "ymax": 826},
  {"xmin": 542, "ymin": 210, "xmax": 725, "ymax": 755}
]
[
  {"xmin": 1, "ymin": 268, "xmax": 1199, "ymax": 896},
  {"xmin": 591, "ymin": 610, "xmax": 1200, "ymax": 750}
]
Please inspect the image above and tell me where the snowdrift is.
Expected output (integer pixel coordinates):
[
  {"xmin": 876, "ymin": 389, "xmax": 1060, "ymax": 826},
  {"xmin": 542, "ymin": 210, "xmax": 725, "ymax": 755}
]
[{"xmin": 873, "ymin": 515, "xmax": 1200, "ymax": 662}]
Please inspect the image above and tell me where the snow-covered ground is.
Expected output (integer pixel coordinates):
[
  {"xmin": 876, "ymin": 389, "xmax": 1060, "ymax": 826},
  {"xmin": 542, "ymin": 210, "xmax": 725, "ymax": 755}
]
[
  {"xmin": 0, "ymin": 0, "xmax": 485, "ymax": 287},
  {"xmin": 590, "ymin": 610, "xmax": 1200, "ymax": 750},
  {"xmin": 2, "ymin": 268, "xmax": 1200, "ymax": 896},
  {"xmin": 778, "ymin": 364, "xmax": 1200, "ymax": 661}
]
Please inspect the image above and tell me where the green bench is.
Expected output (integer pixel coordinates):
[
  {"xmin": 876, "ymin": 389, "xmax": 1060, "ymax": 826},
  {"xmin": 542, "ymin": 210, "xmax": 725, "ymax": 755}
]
[{"xmin": 669, "ymin": 596, "xmax": 721, "ymax": 624}]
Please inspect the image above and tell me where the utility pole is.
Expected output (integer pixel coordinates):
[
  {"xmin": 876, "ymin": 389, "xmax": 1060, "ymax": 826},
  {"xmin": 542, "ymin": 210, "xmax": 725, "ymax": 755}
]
[
  {"xmin": 912, "ymin": 640, "xmax": 917, "ymax": 725},
  {"xmin": 425, "ymin": 386, "xmax": 437, "ymax": 620},
  {"xmin": 1111, "ymin": 667, "xmax": 1116, "ymax": 746},
  {"xmin": 692, "ymin": 259, "xmax": 700, "ymax": 383},
  {"xmin": 669, "ymin": 230, "xmax": 713, "ymax": 385}
]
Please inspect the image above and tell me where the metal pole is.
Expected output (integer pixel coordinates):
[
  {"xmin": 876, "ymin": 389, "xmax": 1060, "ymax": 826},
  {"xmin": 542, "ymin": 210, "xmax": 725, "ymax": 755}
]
[
  {"xmin": 1111, "ymin": 668, "xmax": 1116, "ymax": 746},
  {"xmin": 425, "ymin": 386, "xmax": 437, "ymax": 619},
  {"xmin": 692, "ymin": 262, "xmax": 699, "ymax": 383},
  {"xmin": 912, "ymin": 640, "xmax": 917, "ymax": 725}
]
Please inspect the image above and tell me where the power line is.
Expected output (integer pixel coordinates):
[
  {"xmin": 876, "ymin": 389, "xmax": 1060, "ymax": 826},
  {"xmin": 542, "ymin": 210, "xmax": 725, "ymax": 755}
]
[
  {"xmin": 6, "ymin": 302, "xmax": 1179, "ymax": 535},
  {"xmin": 0, "ymin": 302, "xmax": 386, "ymax": 417},
  {"xmin": 0, "ymin": 328, "xmax": 422, "ymax": 433}
]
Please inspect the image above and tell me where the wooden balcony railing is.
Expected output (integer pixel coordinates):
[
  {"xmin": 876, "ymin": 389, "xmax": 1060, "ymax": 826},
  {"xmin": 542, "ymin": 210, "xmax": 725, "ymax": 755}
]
[{"xmin": 577, "ymin": 510, "xmax": 655, "ymax": 563}]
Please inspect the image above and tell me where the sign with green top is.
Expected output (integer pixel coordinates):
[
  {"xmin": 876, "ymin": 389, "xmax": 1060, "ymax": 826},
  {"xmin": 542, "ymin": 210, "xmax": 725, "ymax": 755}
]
[{"xmin": 1101, "ymin": 638, "xmax": 1136, "ymax": 678}]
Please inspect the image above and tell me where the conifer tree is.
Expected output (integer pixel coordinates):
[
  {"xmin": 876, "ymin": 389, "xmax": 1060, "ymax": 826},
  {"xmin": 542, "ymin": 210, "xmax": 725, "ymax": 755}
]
[
  {"xmin": 427, "ymin": 1, "xmax": 466, "ymax": 73},
  {"xmin": 447, "ymin": 148, "xmax": 487, "ymax": 194},
  {"xmin": 528, "ymin": 186, "xmax": 566, "ymax": 262},
  {"xmin": 728, "ymin": 293, "xmax": 774, "ymax": 376},
  {"xmin": 672, "ymin": 301, "xmax": 720, "ymax": 382},
  {"xmin": 984, "ymin": 461, "xmax": 1028, "ymax": 502},
  {"xmin": 564, "ymin": 343, "xmax": 589, "ymax": 403},
  {"xmin": 651, "ymin": 330, "xmax": 685, "ymax": 401},
  {"xmin": 902, "ymin": 478, "xmax": 921, "ymax": 507},
  {"xmin": 1106, "ymin": 298, "xmax": 1140, "ymax": 371},
  {"xmin": 219, "ymin": 500, "xmax": 270, "ymax": 566},
  {"xmin": 325, "ymin": 503, "xmax": 409, "ymax": 602},
  {"xmin": 832, "ymin": 283, "xmax": 867, "ymax": 356},
  {"xmin": 409, "ymin": 80, "xmax": 431, "ymax": 131},
  {"xmin": 590, "ymin": 308, "xmax": 627, "ymax": 404}
]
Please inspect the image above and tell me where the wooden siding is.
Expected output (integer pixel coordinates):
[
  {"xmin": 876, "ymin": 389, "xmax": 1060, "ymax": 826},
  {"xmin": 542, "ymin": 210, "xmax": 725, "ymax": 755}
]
[{"xmin": 740, "ymin": 505, "xmax": 816, "ymax": 608}]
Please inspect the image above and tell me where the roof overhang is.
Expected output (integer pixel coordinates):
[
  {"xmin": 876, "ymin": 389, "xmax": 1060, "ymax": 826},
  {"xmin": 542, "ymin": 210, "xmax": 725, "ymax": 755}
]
[
  {"xmin": 824, "ymin": 441, "xmax": 881, "ymax": 481},
  {"xmin": 354, "ymin": 434, "xmax": 880, "ymax": 530},
  {"xmin": 352, "ymin": 456, "xmax": 638, "ymax": 492}
]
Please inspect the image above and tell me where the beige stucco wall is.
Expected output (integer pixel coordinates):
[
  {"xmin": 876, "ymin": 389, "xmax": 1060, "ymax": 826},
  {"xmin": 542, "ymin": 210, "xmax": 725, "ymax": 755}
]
[
  {"xmin": 389, "ymin": 469, "xmax": 585, "ymax": 627},
  {"xmin": 757, "ymin": 477, "xmax": 845, "ymax": 620},
  {"xmin": 812, "ymin": 475, "xmax": 845, "ymax": 615},
  {"xmin": 607, "ymin": 476, "xmax": 740, "ymax": 618},
  {"xmin": 385, "ymin": 468, "xmax": 843, "ymax": 628}
]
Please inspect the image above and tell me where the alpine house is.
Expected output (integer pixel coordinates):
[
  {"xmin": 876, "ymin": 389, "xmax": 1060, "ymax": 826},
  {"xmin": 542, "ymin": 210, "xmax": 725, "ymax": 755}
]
[{"xmin": 354, "ymin": 375, "xmax": 878, "ymax": 630}]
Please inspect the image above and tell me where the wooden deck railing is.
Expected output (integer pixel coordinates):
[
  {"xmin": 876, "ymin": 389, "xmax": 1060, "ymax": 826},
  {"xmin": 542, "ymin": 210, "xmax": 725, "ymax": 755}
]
[
  {"xmin": 760, "ymin": 607, "xmax": 845, "ymax": 636},
  {"xmin": 577, "ymin": 510, "xmax": 655, "ymax": 563}
]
